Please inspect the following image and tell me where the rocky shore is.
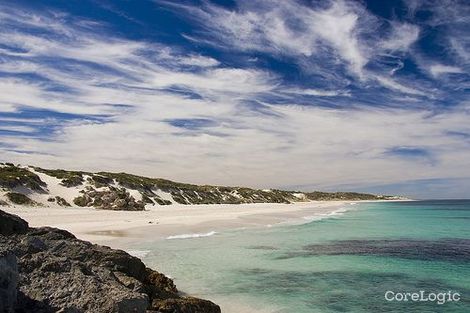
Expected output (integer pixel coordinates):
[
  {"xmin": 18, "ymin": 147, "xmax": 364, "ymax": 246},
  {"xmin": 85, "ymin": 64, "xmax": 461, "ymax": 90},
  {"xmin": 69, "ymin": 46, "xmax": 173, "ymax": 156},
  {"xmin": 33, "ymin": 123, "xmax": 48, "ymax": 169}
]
[{"xmin": 0, "ymin": 210, "xmax": 220, "ymax": 313}]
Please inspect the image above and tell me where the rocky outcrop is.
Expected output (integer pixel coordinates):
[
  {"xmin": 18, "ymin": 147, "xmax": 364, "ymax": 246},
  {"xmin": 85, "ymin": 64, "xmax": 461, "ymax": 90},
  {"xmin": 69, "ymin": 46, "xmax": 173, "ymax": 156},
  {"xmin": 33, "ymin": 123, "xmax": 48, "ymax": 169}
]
[
  {"xmin": 0, "ymin": 210, "xmax": 28, "ymax": 236},
  {"xmin": 152, "ymin": 297, "xmax": 222, "ymax": 313},
  {"xmin": 73, "ymin": 186, "xmax": 145, "ymax": 211},
  {"xmin": 47, "ymin": 196, "xmax": 71, "ymax": 207},
  {"xmin": 0, "ymin": 210, "xmax": 220, "ymax": 313}
]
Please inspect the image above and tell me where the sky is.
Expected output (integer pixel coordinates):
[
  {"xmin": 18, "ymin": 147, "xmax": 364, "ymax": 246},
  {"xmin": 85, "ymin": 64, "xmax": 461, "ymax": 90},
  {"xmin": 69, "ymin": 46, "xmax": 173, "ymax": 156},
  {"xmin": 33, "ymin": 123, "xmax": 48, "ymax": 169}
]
[{"xmin": 0, "ymin": 0, "xmax": 469, "ymax": 199}]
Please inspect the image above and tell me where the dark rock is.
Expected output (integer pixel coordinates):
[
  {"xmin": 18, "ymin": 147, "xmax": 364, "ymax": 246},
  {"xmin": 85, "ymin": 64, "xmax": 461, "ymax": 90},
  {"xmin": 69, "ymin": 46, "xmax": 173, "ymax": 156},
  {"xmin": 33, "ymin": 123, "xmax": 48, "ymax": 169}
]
[
  {"xmin": 73, "ymin": 187, "xmax": 145, "ymax": 211},
  {"xmin": 89, "ymin": 175, "xmax": 113, "ymax": 188},
  {"xmin": 0, "ymin": 210, "xmax": 220, "ymax": 313},
  {"xmin": 55, "ymin": 196, "xmax": 71, "ymax": 207},
  {"xmin": 0, "ymin": 250, "xmax": 18, "ymax": 313},
  {"xmin": 0, "ymin": 210, "xmax": 29, "ymax": 235},
  {"xmin": 21, "ymin": 236, "xmax": 47, "ymax": 253},
  {"xmin": 151, "ymin": 297, "xmax": 221, "ymax": 313}
]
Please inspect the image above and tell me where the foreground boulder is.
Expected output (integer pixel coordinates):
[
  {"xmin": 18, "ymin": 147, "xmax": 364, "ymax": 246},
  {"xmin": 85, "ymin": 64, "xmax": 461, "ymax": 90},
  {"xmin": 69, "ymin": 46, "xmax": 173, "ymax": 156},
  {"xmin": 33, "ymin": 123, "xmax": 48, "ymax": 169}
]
[
  {"xmin": 0, "ymin": 210, "xmax": 28, "ymax": 236},
  {"xmin": 0, "ymin": 210, "xmax": 220, "ymax": 313},
  {"xmin": 0, "ymin": 249, "xmax": 17, "ymax": 313}
]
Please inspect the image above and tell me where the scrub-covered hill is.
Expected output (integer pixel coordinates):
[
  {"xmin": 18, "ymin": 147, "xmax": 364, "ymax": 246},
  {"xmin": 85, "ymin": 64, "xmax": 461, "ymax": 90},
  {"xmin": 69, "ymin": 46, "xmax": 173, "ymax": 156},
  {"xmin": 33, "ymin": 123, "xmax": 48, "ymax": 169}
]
[{"xmin": 0, "ymin": 163, "xmax": 403, "ymax": 210}]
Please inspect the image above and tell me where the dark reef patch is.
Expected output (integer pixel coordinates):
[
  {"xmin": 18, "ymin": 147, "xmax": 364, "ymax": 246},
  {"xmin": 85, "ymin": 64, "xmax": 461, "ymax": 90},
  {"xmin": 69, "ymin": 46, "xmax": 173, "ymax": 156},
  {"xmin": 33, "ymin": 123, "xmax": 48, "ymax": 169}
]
[{"xmin": 275, "ymin": 238, "xmax": 470, "ymax": 263}]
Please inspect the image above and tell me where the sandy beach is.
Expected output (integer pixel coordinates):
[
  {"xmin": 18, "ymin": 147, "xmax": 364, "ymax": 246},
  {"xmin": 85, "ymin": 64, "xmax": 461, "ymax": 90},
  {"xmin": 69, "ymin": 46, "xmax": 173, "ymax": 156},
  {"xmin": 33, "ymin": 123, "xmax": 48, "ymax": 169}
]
[{"xmin": 3, "ymin": 201, "xmax": 352, "ymax": 248}]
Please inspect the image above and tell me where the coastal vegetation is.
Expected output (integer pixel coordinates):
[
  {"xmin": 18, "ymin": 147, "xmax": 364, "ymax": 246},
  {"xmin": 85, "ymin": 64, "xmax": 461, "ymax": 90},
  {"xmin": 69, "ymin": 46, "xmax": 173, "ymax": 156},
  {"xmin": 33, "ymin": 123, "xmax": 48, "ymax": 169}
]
[
  {"xmin": 0, "ymin": 163, "xmax": 46, "ymax": 192},
  {"xmin": 5, "ymin": 192, "xmax": 36, "ymax": 205},
  {"xmin": 306, "ymin": 191, "xmax": 392, "ymax": 201},
  {"xmin": 0, "ymin": 163, "xmax": 403, "ymax": 210},
  {"xmin": 34, "ymin": 167, "xmax": 86, "ymax": 187}
]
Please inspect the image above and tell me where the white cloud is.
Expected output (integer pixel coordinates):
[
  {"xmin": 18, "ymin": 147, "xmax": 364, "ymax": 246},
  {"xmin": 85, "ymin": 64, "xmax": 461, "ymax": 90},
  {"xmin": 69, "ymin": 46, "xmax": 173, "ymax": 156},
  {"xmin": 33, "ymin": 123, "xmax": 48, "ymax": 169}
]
[
  {"xmin": 375, "ymin": 76, "xmax": 426, "ymax": 96},
  {"xmin": 429, "ymin": 64, "xmax": 464, "ymax": 77},
  {"xmin": 3, "ymin": 101, "xmax": 470, "ymax": 191},
  {"xmin": 151, "ymin": 67, "xmax": 276, "ymax": 96},
  {"xmin": 178, "ymin": 55, "xmax": 221, "ymax": 67},
  {"xmin": 0, "ymin": 125, "xmax": 36, "ymax": 133},
  {"xmin": 381, "ymin": 23, "xmax": 420, "ymax": 51},
  {"xmin": 309, "ymin": 1, "xmax": 369, "ymax": 78},
  {"xmin": 450, "ymin": 38, "xmax": 469, "ymax": 62},
  {"xmin": 283, "ymin": 88, "xmax": 345, "ymax": 97}
]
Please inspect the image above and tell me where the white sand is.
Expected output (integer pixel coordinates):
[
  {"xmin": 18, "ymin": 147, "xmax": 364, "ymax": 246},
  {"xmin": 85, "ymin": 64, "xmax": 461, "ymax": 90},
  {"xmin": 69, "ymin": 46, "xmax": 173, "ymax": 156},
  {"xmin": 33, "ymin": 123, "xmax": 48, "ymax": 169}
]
[{"xmin": 2, "ymin": 201, "xmax": 352, "ymax": 247}]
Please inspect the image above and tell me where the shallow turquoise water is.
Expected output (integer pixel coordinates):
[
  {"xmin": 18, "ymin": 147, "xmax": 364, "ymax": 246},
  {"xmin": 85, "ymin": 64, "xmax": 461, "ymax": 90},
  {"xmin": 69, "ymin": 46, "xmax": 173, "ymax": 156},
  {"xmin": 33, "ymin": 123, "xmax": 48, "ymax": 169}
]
[{"xmin": 139, "ymin": 200, "xmax": 470, "ymax": 312}]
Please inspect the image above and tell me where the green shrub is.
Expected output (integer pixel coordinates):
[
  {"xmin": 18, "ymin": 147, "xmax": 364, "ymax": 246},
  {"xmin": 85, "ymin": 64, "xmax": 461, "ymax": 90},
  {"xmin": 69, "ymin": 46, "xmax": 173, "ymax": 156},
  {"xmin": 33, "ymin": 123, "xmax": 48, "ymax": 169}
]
[
  {"xmin": 34, "ymin": 168, "xmax": 85, "ymax": 187},
  {"xmin": 6, "ymin": 192, "xmax": 35, "ymax": 205},
  {"xmin": 73, "ymin": 196, "xmax": 88, "ymax": 207},
  {"xmin": 0, "ymin": 165, "xmax": 46, "ymax": 191},
  {"xmin": 61, "ymin": 176, "xmax": 84, "ymax": 187}
]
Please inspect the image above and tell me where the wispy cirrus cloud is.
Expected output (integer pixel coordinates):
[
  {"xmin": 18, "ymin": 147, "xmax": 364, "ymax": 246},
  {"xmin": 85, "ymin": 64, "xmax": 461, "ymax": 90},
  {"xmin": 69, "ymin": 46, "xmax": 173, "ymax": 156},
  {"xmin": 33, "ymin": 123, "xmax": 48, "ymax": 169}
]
[
  {"xmin": 405, "ymin": 0, "xmax": 469, "ymax": 80},
  {"xmin": 163, "ymin": 0, "xmax": 373, "ymax": 77},
  {"xmin": 380, "ymin": 23, "xmax": 420, "ymax": 52},
  {"xmin": 429, "ymin": 64, "xmax": 464, "ymax": 77},
  {"xmin": 159, "ymin": 0, "xmax": 430, "ymax": 95},
  {"xmin": 282, "ymin": 88, "xmax": 348, "ymax": 97},
  {"xmin": 374, "ymin": 76, "xmax": 427, "ymax": 97}
]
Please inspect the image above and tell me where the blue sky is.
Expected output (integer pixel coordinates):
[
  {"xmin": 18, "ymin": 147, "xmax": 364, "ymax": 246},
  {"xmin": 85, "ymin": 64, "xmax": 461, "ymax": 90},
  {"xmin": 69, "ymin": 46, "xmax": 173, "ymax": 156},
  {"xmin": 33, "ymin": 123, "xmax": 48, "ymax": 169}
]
[{"xmin": 0, "ymin": 0, "xmax": 469, "ymax": 198}]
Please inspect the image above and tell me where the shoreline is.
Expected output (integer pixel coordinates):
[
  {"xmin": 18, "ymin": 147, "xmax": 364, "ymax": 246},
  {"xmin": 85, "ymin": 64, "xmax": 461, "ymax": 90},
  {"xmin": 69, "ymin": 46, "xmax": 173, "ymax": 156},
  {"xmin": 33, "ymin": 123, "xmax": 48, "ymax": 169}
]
[
  {"xmin": 2, "ymin": 201, "xmax": 362, "ymax": 248},
  {"xmin": 1, "ymin": 200, "xmax": 410, "ymax": 252}
]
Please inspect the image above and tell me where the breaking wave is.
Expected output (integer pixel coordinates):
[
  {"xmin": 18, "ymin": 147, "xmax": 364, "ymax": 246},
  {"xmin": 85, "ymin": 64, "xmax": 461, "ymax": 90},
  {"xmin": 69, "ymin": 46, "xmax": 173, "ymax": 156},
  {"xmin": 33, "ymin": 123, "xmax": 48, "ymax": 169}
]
[{"xmin": 166, "ymin": 231, "xmax": 217, "ymax": 240}]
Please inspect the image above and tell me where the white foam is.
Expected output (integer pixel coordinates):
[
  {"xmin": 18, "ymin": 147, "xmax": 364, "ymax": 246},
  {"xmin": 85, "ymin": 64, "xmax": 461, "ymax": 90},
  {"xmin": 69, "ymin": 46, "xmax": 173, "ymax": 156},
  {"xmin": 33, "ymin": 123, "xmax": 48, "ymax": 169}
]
[
  {"xmin": 126, "ymin": 250, "xmax": 151, "ymax": 258},
  {"xmin": 301, "ymin": 215, "xmax": 328, "ymax": 222},
  {"xmin": 166, "ymin": 231, "xmax": 217, "ymax": 240},
  {"xmin": 327, "ymin": 207, "xmax": 349, "ymax": 216},
  {"xmin": 280, "ymin": 206, "xmax": 353, "ymax": 226}
]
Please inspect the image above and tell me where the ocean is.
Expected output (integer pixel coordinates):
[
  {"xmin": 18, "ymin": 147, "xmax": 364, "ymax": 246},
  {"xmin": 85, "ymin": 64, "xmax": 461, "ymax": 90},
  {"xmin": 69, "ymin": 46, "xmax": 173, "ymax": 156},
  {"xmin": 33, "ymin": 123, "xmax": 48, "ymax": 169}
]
[{"xmin": 136, "ymin": 200, "xmax": 470, "ymax": 312}]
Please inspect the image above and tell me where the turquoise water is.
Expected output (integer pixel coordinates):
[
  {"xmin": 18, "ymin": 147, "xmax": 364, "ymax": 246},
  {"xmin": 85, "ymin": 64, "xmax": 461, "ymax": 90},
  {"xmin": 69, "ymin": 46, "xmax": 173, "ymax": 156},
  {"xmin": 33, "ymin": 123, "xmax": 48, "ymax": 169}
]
[{"xmin": 138, "ymin": 201, "xmax": 470, "ymax": 312}]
